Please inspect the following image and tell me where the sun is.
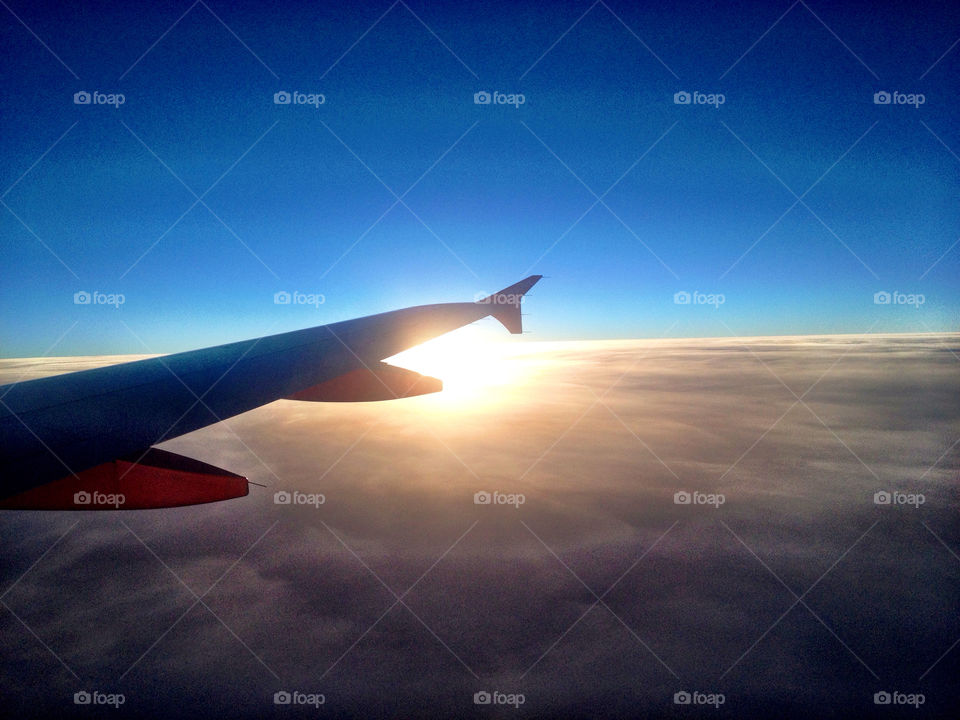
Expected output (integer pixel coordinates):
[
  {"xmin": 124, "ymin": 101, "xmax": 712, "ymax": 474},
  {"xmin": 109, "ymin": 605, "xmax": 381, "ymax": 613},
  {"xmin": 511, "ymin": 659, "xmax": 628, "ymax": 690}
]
[{"xmin": 385, "ymin": 322, "xmax": 530, "ymax": 407}]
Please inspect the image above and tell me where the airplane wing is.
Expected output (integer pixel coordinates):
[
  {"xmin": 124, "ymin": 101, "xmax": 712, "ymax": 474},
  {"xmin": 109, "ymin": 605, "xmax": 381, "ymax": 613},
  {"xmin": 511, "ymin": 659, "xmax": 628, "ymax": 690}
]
[{"xmin": 0, "ymin": 276, "xmax": 543, "ymax": 510}]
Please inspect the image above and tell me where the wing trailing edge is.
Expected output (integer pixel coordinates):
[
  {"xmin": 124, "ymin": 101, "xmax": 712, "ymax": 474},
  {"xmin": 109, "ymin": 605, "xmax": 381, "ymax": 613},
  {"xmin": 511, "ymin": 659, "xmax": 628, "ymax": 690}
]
[{"xmin": 284, "ymin": 362, "xmax": 441, "ymax": 402}]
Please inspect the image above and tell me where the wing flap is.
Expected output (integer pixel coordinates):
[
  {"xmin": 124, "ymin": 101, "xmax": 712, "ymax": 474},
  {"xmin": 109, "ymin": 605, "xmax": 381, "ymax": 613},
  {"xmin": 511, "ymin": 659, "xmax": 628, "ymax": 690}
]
[{"xmin": 285, "ymin": 362, "xmax": 441, "ymax": 402}]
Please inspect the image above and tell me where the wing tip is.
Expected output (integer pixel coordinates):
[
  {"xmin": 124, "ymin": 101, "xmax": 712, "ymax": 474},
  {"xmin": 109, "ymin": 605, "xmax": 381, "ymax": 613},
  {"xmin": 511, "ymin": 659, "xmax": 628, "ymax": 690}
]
[
  {"xmin": 477, "ymin": 275, "xmax": 544, "ymax": 334},
  {"xmin": 476, "ymin": 275, "xmax": 543, "ymax": 306}
]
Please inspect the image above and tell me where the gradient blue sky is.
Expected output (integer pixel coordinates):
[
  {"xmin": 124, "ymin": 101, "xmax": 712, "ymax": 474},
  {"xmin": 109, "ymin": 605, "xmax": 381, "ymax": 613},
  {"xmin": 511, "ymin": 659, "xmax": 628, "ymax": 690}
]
[{"xmin": 1, "ymin": 0, "xmax": 958, "ymax": 357}]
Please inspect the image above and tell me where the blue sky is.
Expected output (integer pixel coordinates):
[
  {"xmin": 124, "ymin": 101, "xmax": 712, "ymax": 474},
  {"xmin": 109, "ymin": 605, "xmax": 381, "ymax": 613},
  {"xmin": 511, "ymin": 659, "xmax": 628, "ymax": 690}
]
[{"xmin": 1, "ymin": 0, "xmax": 958, "ymax": 357}]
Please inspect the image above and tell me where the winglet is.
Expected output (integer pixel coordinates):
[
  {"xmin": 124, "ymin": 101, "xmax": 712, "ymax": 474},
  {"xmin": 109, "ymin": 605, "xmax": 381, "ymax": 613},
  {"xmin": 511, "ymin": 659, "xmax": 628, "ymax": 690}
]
[{"xmin": 476, "ymin": 275, "xmax": 543, "ymax": 334}]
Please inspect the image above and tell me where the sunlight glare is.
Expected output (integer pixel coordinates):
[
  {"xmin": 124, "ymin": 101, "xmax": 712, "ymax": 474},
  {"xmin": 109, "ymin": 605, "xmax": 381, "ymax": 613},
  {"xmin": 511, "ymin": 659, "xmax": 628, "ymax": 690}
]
[{"xmin": 385, "ymin": 323, "xmax": 531, "ymax": 407}]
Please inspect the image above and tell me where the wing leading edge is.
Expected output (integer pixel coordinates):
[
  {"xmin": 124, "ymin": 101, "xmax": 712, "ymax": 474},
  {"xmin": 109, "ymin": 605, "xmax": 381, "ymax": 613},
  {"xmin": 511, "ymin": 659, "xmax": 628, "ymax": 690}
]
[{"xmin": 0, "ymin": 275, "xmax": 543, "ymax": 509}]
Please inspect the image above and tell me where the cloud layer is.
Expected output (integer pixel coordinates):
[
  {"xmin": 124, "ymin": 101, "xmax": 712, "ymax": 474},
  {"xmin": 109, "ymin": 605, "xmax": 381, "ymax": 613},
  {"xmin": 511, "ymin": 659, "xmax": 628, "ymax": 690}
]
[{"xmin": 1, "ymin": 335, "xmax": 958, "ymax": 717}]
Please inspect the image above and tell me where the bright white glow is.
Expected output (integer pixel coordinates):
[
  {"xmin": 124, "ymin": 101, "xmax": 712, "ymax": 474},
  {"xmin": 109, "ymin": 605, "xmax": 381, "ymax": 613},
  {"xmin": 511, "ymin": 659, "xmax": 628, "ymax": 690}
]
[{"xmin": 386, "ymin": 323, "xmax": 531, "ymax": 407}]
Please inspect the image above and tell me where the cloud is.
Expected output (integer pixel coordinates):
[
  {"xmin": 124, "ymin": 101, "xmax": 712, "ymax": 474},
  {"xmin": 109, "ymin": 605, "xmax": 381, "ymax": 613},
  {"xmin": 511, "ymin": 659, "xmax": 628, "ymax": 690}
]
[{"xmin": 1, "ymin": 335, "xmax": 958, "ymax": 717}]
